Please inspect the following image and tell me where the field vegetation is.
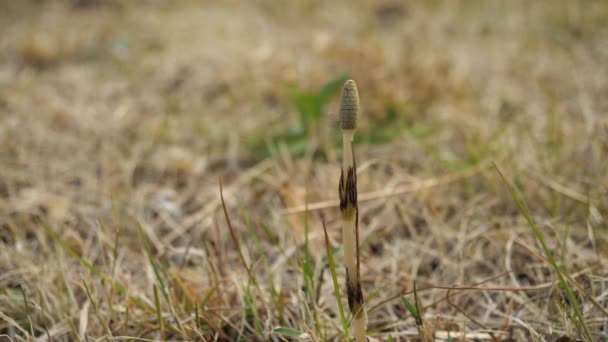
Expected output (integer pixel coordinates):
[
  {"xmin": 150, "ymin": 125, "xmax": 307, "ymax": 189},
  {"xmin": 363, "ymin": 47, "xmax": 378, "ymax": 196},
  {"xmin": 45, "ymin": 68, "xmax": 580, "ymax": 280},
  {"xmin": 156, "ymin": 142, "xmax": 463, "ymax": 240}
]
[{"xmin": 0, "ymin": 1, "xmax": 607, "ymax": 341}]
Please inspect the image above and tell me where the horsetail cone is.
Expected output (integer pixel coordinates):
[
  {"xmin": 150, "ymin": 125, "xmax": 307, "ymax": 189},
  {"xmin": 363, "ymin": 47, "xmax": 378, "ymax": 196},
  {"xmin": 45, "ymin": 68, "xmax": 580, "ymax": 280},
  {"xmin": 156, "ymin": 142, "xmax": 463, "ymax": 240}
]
[
  {"xmin": 340, "ymin": 80, "xmax": 359, "ymax": 130},
  {"xmin": 340, "ymin": 80, "xmax": 359, "ymax": 186},
  {"xmin": 339, "ymin": 79, "xmax": 359, "ymax": 219}
]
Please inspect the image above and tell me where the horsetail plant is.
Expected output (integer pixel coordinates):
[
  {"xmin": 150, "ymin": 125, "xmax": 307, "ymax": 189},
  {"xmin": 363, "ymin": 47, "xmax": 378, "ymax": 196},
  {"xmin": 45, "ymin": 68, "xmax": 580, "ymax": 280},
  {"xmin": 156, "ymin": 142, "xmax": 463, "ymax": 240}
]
[{"xmin": 339, "ymin": 80, "xmax": 367, "ymax": 341}]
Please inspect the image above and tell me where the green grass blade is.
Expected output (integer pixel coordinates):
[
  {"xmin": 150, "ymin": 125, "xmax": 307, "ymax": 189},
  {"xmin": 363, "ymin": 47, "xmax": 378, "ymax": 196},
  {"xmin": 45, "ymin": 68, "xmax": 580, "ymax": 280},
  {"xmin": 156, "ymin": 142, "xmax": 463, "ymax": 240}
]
[
  {"xmin": 20, "ymin": 286, "xmax": 33, "ymax": 337},
  {"xmin": 137, "ymin": 224, "xmax": 185, "ymax": 334},
  {"xmin": 153, "ymin": 284, "xmax": 165, "ymax": 339},
  {"xmin": 82, "ymin": 280, "xmax": 113, "ymax": 339},
  {"xmin": 194, "ymin": 302, "xmax": 201, "ymax": 329},
  {"xmin": 137, "ymin": 224, "xmax": 168, "ymax": 298},
  {"xmin": 493, "ymin": 162, "xmax": 593, "ymax": 341},
  {"xmin": 243, "ymin": 283, "xmax": 264, "ymax": 335},
  {"xmin": 321, "ymin": 216, "xmax": 350, "ymax": 340},
  {"xmin": 413, "ymin": 281, "xmax": 422, "ymax": 326},
  {"xmin": 271, "ymin": 326, "xmax": 306, "ymax": 338},
  {"xmin": 400, "ymin": 295, "xmax": 421, "ymax": 326}
]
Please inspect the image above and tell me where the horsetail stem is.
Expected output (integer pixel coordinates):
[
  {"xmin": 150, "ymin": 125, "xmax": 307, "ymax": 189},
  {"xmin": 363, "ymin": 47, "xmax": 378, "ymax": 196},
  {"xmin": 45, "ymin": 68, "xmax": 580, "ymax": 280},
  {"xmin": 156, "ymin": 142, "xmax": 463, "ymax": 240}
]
[{"xmin": 339, "ymin": 80, "xmax": 367, "ymax": 341}]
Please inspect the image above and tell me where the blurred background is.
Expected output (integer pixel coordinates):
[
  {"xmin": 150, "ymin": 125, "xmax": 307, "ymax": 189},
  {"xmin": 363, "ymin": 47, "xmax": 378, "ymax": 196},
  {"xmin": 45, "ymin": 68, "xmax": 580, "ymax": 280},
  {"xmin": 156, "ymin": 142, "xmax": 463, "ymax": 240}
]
[{"xmin": 1, "ymin": 0, "xmax": 606, "ymax": 228}]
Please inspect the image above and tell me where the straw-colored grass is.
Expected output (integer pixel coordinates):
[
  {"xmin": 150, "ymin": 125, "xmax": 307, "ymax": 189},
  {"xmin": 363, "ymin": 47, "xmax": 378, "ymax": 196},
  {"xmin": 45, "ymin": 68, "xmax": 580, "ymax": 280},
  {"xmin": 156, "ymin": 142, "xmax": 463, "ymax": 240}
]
[{"xmin": 1, "ymin": 1, "xmax": 607, "ymax": 341}]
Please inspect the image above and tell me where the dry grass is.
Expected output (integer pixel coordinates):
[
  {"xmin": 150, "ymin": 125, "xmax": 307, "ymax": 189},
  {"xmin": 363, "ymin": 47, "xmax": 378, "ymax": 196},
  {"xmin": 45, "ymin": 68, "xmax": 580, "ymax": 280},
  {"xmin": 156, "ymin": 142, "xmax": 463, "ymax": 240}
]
[{"xmin": 1, "ymin": 0, "xmax": 607, "ymax": 341}]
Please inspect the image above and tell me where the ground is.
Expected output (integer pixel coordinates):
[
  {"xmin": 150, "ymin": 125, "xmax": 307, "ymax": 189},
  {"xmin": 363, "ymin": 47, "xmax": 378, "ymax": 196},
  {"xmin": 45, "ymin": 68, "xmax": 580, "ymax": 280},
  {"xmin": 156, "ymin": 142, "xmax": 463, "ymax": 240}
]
[{"xmin": 0, "ymin": 1, "xmax": 607, "ymax": 341}]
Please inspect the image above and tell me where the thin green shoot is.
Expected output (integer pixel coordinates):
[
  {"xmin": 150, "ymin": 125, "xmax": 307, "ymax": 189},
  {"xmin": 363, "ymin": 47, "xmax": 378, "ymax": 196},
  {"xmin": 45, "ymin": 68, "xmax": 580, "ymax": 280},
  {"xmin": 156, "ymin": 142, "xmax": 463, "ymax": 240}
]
[
  {"xmin": 194, "ymin": 302, "xmax": 201, "ymax": 329},
  {"xmin": 201, "ymin": 283, "xmax": 220, "ymax": 308},
  {"xmin": 20, "ymin": 286, "xmax": 33, "ymax": 337},
  {"xmin": 153, "ymin": 284, "xmax": 165, "ymax": 339},
  {"xmin": 242, "ymin": 283, "xmax": 265, "ymax": 340},
  {"xmin": 82, "ymin": 280, "xmax": 113, "ymax": 339},
  {"xmin": 266, "ymin": 268, "xmax": 286, "ymax": 326},
  {"xmin": 321, "ymin": 216, "xmax": 350, "ymax": 340},
  {"xmin": 111, "ymin": 228, "xmax": 121, "ymax": 278},
  {"xmin": 138, "ymin": 224, "xmax": 185, "ymax": 334},
  {"xmin": 413, "ymin": 282, "xmax": 421, "ymax": 326},
  {"xmin": 138, "ymin": 224, "xmax": 167, "ymax": 297}
]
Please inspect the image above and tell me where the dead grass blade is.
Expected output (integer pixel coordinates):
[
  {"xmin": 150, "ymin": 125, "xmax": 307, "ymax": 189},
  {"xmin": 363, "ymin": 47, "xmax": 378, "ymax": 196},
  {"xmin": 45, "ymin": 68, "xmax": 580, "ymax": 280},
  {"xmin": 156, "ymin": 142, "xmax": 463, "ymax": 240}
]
[
  {"xmin": 45, "ymin": 225, "xmax": 151, "ymax": 311},
  {"xmin": 282, "ymin": 159, "xmax": 492, "ymax": 214}
]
